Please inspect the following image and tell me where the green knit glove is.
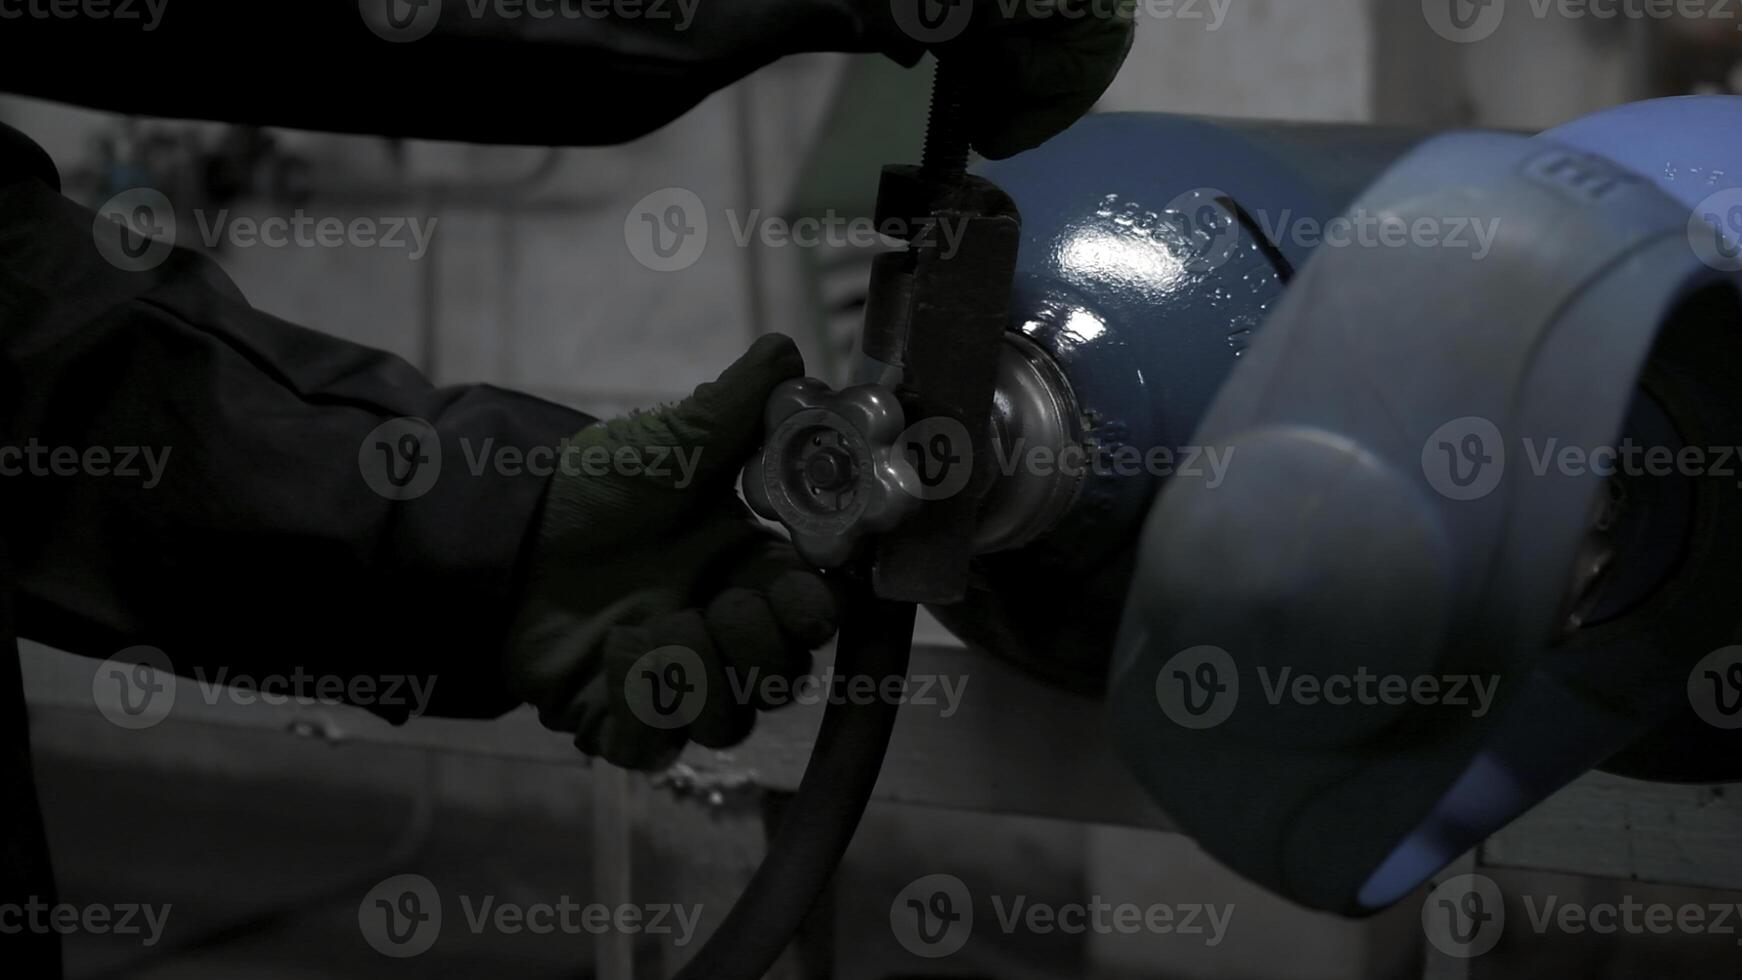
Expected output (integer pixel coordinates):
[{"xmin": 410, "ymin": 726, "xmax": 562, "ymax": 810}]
[
  {"xmin": 504, "ymin": 335, "xmax": 837, "ymax": 770},
  {"xmin": 961, "ymin": 0, "xmax": 1137, "ymax": 159},
  {"xmin": 879, "ymin": 0, "xmax": 1138, "ymax": 159}
]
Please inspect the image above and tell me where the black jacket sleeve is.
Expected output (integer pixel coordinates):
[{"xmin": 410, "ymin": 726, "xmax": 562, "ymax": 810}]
[
  {"xmin": 0, "ymin": 142, "xmax": 591, "ymax": 722},
  {"xmin": 0, "ymin": 0, "xmax": 920, "ymax": 146}
]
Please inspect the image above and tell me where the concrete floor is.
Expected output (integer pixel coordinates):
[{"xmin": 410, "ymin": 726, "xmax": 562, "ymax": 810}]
[
  {"xmin": 37, "ymin": 731, "xmax": 599, "ymax": 979},
  {"xmin": 29, "ymin": 720, "xmax": 1087, "ymax": 980},
  {"xmin": 28, "ymin": 715, "xmax": 1742, "ymax": 979}
]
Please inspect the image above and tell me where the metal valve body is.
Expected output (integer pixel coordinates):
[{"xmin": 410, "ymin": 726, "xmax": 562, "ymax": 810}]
[{"xmin": 741, "ymin": 381, "xmax": 922, "ymax": 569}]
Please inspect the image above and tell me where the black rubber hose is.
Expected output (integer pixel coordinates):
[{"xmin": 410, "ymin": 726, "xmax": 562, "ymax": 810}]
[{"xmin": 672, "ymin": 584, "xmax": 917, "ymax": 980}]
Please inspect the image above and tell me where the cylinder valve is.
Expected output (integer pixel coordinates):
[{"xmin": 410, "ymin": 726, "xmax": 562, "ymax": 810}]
[{"xmin": 741, "ymin": 379, "xmax": 924, "ymax": 569}]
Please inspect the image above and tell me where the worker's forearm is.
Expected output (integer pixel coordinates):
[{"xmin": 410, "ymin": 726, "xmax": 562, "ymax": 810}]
[
  {"xmin": 0, "ymin": 169, "xmax": 589, "ymax": 721},
  {"xmin": 0, "ymin": 0, "xmax": 916, "ymax": 146}
]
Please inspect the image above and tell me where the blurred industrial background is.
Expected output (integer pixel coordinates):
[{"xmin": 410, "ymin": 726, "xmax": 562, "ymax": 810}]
[{"xmin": 10, "ymin": 3, "xmax": 1742, "ymax": 977}]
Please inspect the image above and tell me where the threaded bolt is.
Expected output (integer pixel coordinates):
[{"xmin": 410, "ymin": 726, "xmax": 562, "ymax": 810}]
[{"xmin": 920, "ymin": 59, "xmax": 970, "ymax": 181}]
